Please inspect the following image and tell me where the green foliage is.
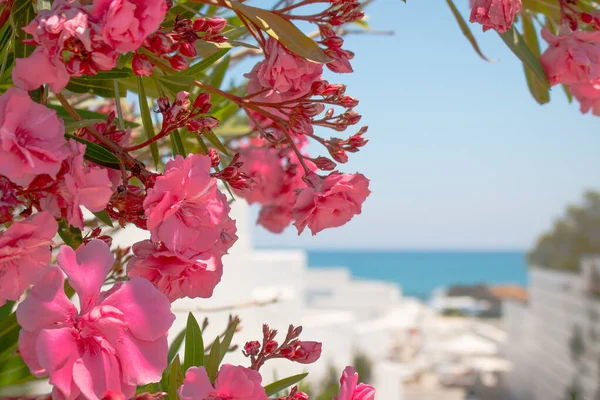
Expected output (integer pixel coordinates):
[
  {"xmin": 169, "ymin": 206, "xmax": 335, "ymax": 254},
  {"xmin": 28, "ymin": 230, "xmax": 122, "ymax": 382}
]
[
  {"xmin": 528, "ymin": 191, "xmax": 600, "ymax": 271},
  {"xmin": 352, "ymin": 351, "xmax": 373, "ymax": 384},
  {"xmin": 264, "ymin": 373, "xmax": 309, "ymax": 396},
  {"xmin": 183, "ymin": 313, "xmax": 204, "ymax": 371}
]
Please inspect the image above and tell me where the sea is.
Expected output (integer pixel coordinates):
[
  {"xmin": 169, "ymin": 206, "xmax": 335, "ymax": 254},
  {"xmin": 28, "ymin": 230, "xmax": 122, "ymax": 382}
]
[{"xmin": 306, "ymin": 250, "xmax": 528, "ymax": 300}]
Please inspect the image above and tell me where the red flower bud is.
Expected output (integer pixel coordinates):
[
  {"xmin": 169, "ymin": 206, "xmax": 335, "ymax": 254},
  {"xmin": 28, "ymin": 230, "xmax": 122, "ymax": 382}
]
[
  {"xmin": 179, "ymin": 43, "xmax": 197, "ymax": 58},
  {"xmin": 330, "ymin": 149, "xmax": 348, "ymax": 163},
  {"xmin": 132, "ymin": 53, "xmax": 154, "ymax": 76},
  {"xmin": 168, "ymin": 55, "xmax": 189, "ymax": 71},
  {"xmin": 243, "ymin": 340, "xmax": 261, "ymax": 356},
  {"xmin": 280, "ymin": 345, "xmax": 295, "ymax": 358},
  {"xmin": 208, "ymin": 149, "xmax": 220, "ymax": 168},
  {"xmin": 264, "ymin": 340, "xmax": 278, "ymax": 354},
  {"xmin": 193, "ymin": 92, "xmax": 211, "ymax": 109},
  {"xmin": 581, "ymin": 12, "xmax": 594, "ymax": 23},
  {"xmin": 314, "ymin": 157, "xmax": 336, "ymax": 171},
  {"xmin": 186, "ymin": 119, "xmax": 202, "ymax": 132},
  {"xmin": 340, "ymin": 96, "xmax": 359, "ymax": 109}
]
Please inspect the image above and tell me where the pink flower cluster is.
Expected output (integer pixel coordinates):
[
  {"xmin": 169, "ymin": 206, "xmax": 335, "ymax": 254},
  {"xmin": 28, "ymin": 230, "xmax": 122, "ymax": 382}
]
[
  {"xmin": 178, "ymin": 365, "xmax": 268, "ymax": 400},
  {"xmin": 540, "ymin": 26, "xmax": 600, "ymax": 115},
  {"xmin": 17, "ymin": 240, "xmax": 175, "ymax": 400},
  {"xmin": 334, "ymin": 367, "xmax": 376, "ymax": 400},
  {"xmin": 469, "ymin": 0, "xmax": 522, "ymax": 34},
  {"xmin": 13, "ymin": 0, "xmax": 166, "ymax": 92},
  {"xmin": 126, "ymin": 154, "xmax": 237, "ymax": 302}
]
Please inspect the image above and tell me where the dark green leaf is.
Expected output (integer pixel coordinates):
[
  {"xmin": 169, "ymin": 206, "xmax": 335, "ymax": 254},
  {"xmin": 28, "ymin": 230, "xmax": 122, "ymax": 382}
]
[
  {"xmin": 0, "ymin": 313, "xmax": 19, "ymax": 362},
  {"xmin": 218, "ymin": 318, "xmax": 239, "ymax": 364},
  {"xmin": 48, "ymin": 105, "xmax": 139, "ymax": 128},
  {"xmin": 177, "ymin": 49, "xmax": 230, "ymax": 78},
  {"xmin": 171, "ymin": 129, "xmax": 187, "ymax": 157},
  {"xmin": 229, "ymin": 2, "xmax": 330, "ymax": 64},
  {"xmin": 158, "ymin": 75, "xmax": 196, "ymax": 96},
  {"xmin": 562, "ymin": 84, "xmax": 573, "ymax": 103},
  {"xmin": 203, "ymin": 130, "xmax": 230, "ymax": 156},
  {"xmin": 445, "ymin": 0, "xmax": 492, "ymax": 62},
  {"xmin": 64, "ymin": 119, "xmax": 104, "ymax": 133},
  {"xmin": 80, "ymin": 69, "xmax": 133, "ymax": 80},
  {"xmin": 208, "ymin": 56, "xmax": 230, "ymax": 89},
  {"xmin": 521, "ymin": 13, "xmax": 550, "ymax": 105},
  {"xmin": 184, "ymin": 313, "xmax": 204, "ymax": 371},
  {"xmin": 65, "ymin": 133, "xmax": 122, "ymax": 169},
  {"xmin": 0, "ymin": 353, "xmax": 37, "ymax": 388},
  {"xmin": 137, "ymin": 76, "xmax": 160, "ymax": 166},
  {"xmin": 67, "ymin": 76, "xmax": 127, "ymax": 98},
  {"xmin": 499, "ymin": 27, "xmax": 550, "ymax": 90},
  {"xmin": 12, "ymin": 0, "xmax": 35, "ymax": 60},
  {"xmin": 57, "ymin": 219, "xmax": 83, "ymax": 249},
  {"xmin": 205, "ymin": 337, "xmax": 221, "ymax": 384},
  {"xmin": 92, "ymin": 210, "xmax": 114, "ymax": 228},
  {"xmin": 0, "ymin": 302, "xmax": 14, "ymax": 320},
  {"xmin": 264, "ymin": 373, "xmax": 309, "ymax": 396},
  {"xmin": 168, "ymin": 328, "xmax": 186, "ymax": 364}
]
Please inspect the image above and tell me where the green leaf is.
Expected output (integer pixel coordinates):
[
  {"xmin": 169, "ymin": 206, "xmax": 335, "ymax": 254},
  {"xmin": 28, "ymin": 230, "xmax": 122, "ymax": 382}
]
[
  {"xmin": 228, "ymin": 2, "xmax": 331, "ymax": 64},
  {"xmin": 562, "ymin": 84, "xmax": 573, "ymax": 103},
  {"xmin": 79, "ymin": 69, "xmax": 133, "ymax": 80},
  {"xmin": 12, "ymin": 0, "xmax": 36, "ymax": 60},
  {"xmin": 57, "ymin": 219, "xmax": 83, "ymax": 249},
  {"xmin": 48, "ymin": 105, "xmax": 139, "ymax": 128},
  {"xmin": 445, "ymin": 0, "xmax": 492, "ymax": 62},
  {"xmin": 0, "ymin": 313, "xmax": 19, "ymax": 362},
  {"xmin": 168, "ymin": 328, "xmax": 186, "ymax": 364},
  {"xmin": 0, "ymin": 302, "xmax": 14, "ymax": 320},
  {"xmin": 0, "ymin": 354, "xmax": 37, "ymax": 388},
  {"xmin": 169, "ymin": 355, "xmax": 184, "ymax": 399},
  {"xmin": 264, "ymin": 373, "xmax": 309, "ymax": 396},
  {"xmin": 499, "ymin": 27, "xmax": 550, "ymax": 90},
  {"xmin": 92, "ymin": 210, "xmax": 114, "ymax": 228},
  {"xmin": 67, "ymin": 76, "xmax": 128, "ymax": 98},
  {"xmin": 521, "ymin": 13, "xmax": 550, "ymax": 105},
  {"xmin": 208, "ymin": 56, "xmax": 230, "ymax": 89},
  {"xmin": 65, "ymin": 133, "xmax": 122, "ymax": 169},
  {"xmin": 158, "ymin": 75, "xmax": 196, "ymax": 96},
  {"xmin": 137, "ymin": 76, "xmax": 160, "ymax": 166},
  {"xmin": 177, "ymin": 49, "xmax": 230, "ymax": 78},
  {"xmin": 171, "ymin": 129, "xmax": 187, "ymax": 157},
  {"xmin": 183, "ymin": 313, "xmax": 204, "ymax": 371},
  {"xmin": 218, "ymin": 318, "xmax": 239, "ymax": 364},
  {"xmin": 205, "ymin": 337, "xmax": 221, "ymax": 384},
  {"xmin": 64, "ymin": 119, "xmax": 104, "ymax": 133},
  {"xmin": 203, "ymin": 130, "xmax": 230, "ymax": 156}
]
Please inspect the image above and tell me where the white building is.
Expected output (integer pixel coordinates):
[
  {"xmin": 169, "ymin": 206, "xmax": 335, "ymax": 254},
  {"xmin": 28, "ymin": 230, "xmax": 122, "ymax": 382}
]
[
  {"xmin": 111, "ymin": 201, "xmax": 409, "ymax": 399},
  {"xmin": 504, "ymin": 258, "xmax": 600, "ymax": 400}
]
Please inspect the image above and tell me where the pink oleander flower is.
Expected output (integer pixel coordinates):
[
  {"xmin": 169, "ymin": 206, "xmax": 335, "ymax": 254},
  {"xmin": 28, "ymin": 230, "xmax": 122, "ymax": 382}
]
[
  {"xmin": 257, "ymin": 203, "xmax": 295, "ymax": 234},
  {"xmin": 0, "ymin": 175, "xmax": 21, "ymax": 224},
  {"xmin": 40, "ymin": 140, "xmax": 113, "ymax": 229},
  {"xmin": 12, "ymin": 48, "xmax": 70, "ymax": 93},
  {"xmin": 540, "ymin": 26, "xmax": 600, "ymax": 86},
  {"xmin": 334, "ymin": 366, "xmax": 375, "ymax": 400},
  {"xmin": 0, "ymin": 212, "xmax": 56, "ymax": 306},
  {"xmin": 469, "ymin": 0, "xmax": 521, "ymax": 34},
  {"xmin": 292, "ymin": 172, "xmax": 370, "ymax": 235},
  {"xmin": 246, "ymin": 38, "xmax": 323, "ymax": 102},
  {"xmin": 0, "ymin": 88, "xmax": 68, "ymax": 186},
  {"xmin": 291, "ymin": 341, "xmax": 322, "ymax": 364},
  {"xmin": 234, "ymin": 146, "xmax": 286, "ymax": 205},
  {"xmin": 570, "ymin": 80, "xmax": 600, "ymax": 116},
  {"xmin": 127, "ymin": 240, "xmax": 223, "ymax": 302},
  {"xmin": 92, "ymin": 0, "xmax": 168, "ymax": 53},
  {"xmin": 178, "ymin": 365, "xmax": 268, "ymax": 400},
  {"xmin": 17, "ymin": 240, "xmax": 175, "ymax": 400},
  {"xmin": 144, "ymin": 154, "xmax": 237, "ymax": 258}
]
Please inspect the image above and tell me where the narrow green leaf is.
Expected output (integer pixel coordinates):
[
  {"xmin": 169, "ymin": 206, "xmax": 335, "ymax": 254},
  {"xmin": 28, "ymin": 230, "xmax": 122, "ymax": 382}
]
[
  {"xmin": 171, "ymin": 129, "xmax": 187, "ymax": 157},
  {"xmin": 57, "ymin": 219, "xmax": 83, "ymax": 249},
  {"xmin": 169, "ymin": 355, "xmax": 184, "ymax": 399},
  {"xmin": 218, "ymin": 318, "xmax": 239, "ymax": 364},
  {"xmin": 64, "ymin": 119, "xmax": 104, "ymax": 133},
  {"xmin": 264, "ymin": 373, "xmax": 309, "ymax": 396},
  {"xmin": 137, "ymin": 76, "xmax": 160, "ymax": 166},
  {"xmin": 48, "ymin": 105, "xmax": 139, "ymax": 128},
  {"xmin": 184, "ymin": 313, "xmax": 204, "ymax": 371},
  {"xmin": 445, "ymin": 0, "xmax": 492, "ymax": 62},
  {"xmin": 168, "ymin": 328, "xmax": 186, "ymax": 363},
  {"xmin": 499, "ymin": 27, "xmax": 550, "ymax": 90},
  {"xmin": 67, "ymin": 76, "xmax": 127, "ymax": 98},
  {"xmin": 178, "ymin": 49, "xmax": 230, "ymax": 78},
  {"xmin": 0, "ymin": 302, "xmax": 14, "ymax": 320},
  {"xmin": 228, "ymin": 2, "xmax": 330, "ymax": 64},
  {"xmin": 521, "ymin": 13, "xmax": 550, "ymax": 105},
  {"xmin": 203, "ymin": 130, "xmax": 230, "ymax": 156},
  {"xmin": 562, "ymin": 84, "xmax": 573, "ymax": 103},
  {"xmin": 65, "ymin": 133, "xmax": 121, "ymax": 169},
  {"xmin": 208, "ymin": 56, "xmax": 230, "ymax": 89},
  {"xmin": 0, "ymin": 354, "xmax": 37, "ymax": 388},
  {"xmin": 92, "ymin": 210, "xmax": 114, "ymax": 228},
  {"xmin": 12, "ymin": 0, "xmax": 36, "ymax": 60},
  {"xmin": 205, "ymin": 337, "xmax": 221, "ymax": 384},
  {"xmin": 0, "ymin": 313, "xmax": 19, "ymax": 362}
]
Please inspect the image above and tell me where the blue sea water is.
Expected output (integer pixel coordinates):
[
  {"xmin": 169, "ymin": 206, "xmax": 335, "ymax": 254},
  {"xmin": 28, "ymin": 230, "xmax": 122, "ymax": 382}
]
[{"xmin": 306, "ymin": 250, "xmax": 528, "ymax": 300}]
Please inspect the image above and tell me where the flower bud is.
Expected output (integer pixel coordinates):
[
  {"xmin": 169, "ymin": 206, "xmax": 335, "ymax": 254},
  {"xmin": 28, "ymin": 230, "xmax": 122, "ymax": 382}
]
[
  {"xmin": 330, "ymin": 149, "xmax": 348, "ymax": 163},
  {"xmin": 201, "ymin": 116, "xmax": 220, "ymax": 129},
  {"xmin": 280, "ymin": 345, "xmax": 295, "ymax": 358},
  {"xmin": 311, "ymin": 80, "xmax": 329, "ymax": 95},
  {"xmin": 208, "ymin": 149, "xmax": 220, "ymax": 168},
  {"xmin": 243, "ymin": 340, "xmax": 261, "ymax": 356},
  {"xmin": 132, "ymin": 53, "xmax": 154, "ymax": 76},
  {"xmin": 186, "ymin": 119, "xmax": 202, "ymax": 132},
  {"xmin": 207, "ymin": 17, "xmax": 227, "ymax": 33},
  {"xmin": 314, "ymin": 157, "xmax": 336, "ymax": 171},
  {"xmin": 293, "ymin": 393, "xmax": 309, "ymax": 400},
  {"xmin": 193, "ymin": 92, "xmax": 211, "ymax": 109},
  {"xmin": 179, "ymin": 43, "xmax": 197, "ymax": 58},
  {"xmin": 264, "ymin": 340, "xmax": 278, "ymax": 354},
  {"xmin": 157, "ymin": 97, "xmax": 170, "ymax": 113},
  {"xmin": 340, "ymin": 96, "xmax": 359, "ymax": 109},
  {"xmin": 581, "ymin": 12, "xmax": 593, "ymax": 23},
  {"xmin": 168, "ymin": 54, "xmax": 189, "ymax": 71}
]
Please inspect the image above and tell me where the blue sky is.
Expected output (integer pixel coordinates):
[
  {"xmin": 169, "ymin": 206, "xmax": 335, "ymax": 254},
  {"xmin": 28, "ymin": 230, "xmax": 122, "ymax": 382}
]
[{"xmin": 246, "ymin": 0, "xmax": 600, "ymax": 250}]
